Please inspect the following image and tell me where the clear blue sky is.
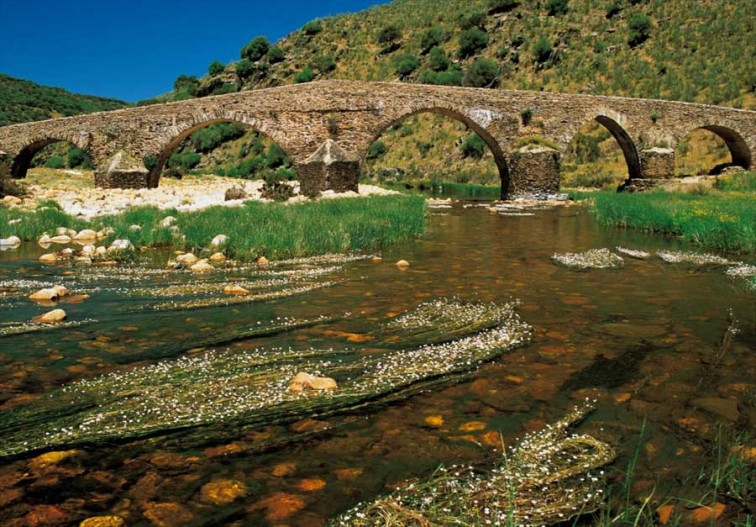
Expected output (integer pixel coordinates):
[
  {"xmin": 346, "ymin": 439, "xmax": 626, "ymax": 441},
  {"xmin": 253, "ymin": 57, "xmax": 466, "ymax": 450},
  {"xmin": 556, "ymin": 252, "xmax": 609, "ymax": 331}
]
[{"xmin": 0, "ymin": 0, "xmax": 388, "ymax": 102}]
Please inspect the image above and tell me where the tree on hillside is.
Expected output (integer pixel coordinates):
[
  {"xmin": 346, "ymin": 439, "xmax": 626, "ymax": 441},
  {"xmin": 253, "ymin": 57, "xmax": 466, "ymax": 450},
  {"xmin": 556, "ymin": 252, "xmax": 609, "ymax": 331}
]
[
  {"xmin": 547, "ymin": 0, "xmax": 569, "ymax": 16},
  {"xmin": 302, "ymin": 20, "xmax": 323, "ymax": 35},
  {"xmin": 532, "ymin": 36, "xmax": 554, "ymax": 64},
  {"xmin": 428, "ymin": 47, "xmax": 451, "ymax": 72},
  {"xmin": 294, "ymin": 67, "xmax": 315, "ymax": 83},
  {"xmin": 241, "ymin": 36, "xmax": 270, "ymax": 62},
  {"xmin": 458, "ymin": 28, "xmax": 489, "ymax": 58},
  {"xmin": 461, "ymin": 134, "xmax": 486, "ymax": 158},
  {"xmin": 173, "ymin": 75, "xmax": 199, "ymax": 97},
  {"xmin": 628, "ymin": 13, "xmax": 652, "ymax": 47},
  {"xmin": 396, "ymin": 54, "xmax": 421, "ymax": 78},
  {"xmin": 208, "ymin": 61, "xmax": 225, "ymax": 76},
  {"xmin": 464, "ymin": 58, "xmax": 499, "ymax": 87},
  {"xmin": 235, "ymin": 59, "xmax": 254, "ymax": 78},
  {"xmin": 420, "ymin": 26, "xmax": 444, "ymax": 53},
  {"xmin": 267, "ymin": 47, "xmax": 285, "ymax": 64},
  {"xmin": 377, "ymin": 25, "xmax": 402, "ymax": 45}
]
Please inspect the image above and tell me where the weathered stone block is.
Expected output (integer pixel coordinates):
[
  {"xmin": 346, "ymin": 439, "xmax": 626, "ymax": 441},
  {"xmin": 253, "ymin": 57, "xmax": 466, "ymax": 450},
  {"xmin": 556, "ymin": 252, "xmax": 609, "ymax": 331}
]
[
  {"xmin": 94, "ymin": 151, "xmax": 149, "ymax": 189},
  {"xmin": 297, "ymin": 140, "xmax": 359, "ymax": 197},
  {"xmin": 639, "ymin": 147, "xmax": 675, "ymax": 179},
  {"xmin": 507, "ymin": 145, "xmax": 561, "ymax": 196}
]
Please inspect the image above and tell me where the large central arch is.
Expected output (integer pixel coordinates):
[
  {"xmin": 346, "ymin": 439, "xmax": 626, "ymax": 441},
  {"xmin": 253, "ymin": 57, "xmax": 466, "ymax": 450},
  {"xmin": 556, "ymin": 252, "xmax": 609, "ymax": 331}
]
[
  {"xmin": 364, "ymin": 106, "xmax": 510, "ymax": 192},
  {"xmin": 148, "ymin": 118, "xmax": 297, "ymax": 187}
]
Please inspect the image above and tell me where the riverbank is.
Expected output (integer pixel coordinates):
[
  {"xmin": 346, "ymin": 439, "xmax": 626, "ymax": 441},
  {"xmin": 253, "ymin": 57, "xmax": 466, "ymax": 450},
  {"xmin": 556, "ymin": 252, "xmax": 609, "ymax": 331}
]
[
  {"xmin": 570, "ymin": 172, "xmax": 756, "ymax": 254},
  {"xmin": 377, "ymin": 179, "xmax": 501, "ymax": 200},
  {"xmin": 0, "ymin": 194, "xmax": 427, "ymax": 262}
]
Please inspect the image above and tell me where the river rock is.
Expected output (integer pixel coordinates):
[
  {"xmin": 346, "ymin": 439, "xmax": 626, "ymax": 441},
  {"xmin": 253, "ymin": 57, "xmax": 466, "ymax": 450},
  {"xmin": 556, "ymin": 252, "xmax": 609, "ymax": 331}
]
[
  {"xmin": 257, "ymin": 256, "xmax": 269, "ymax": 266},
  {"xmin": 199, "ymin": 479, "xmax": 247, "ymax": 505},
  {"xmin": 190, "ymin": 260, "xmax": 214, "ymax": 272},
  {"xmin": 29, "ymin": 288, "xmax": 61, "ymax": 302},
  {"xmin": 396, "ymin": 259, "xmax": 410, "ymax": 269},
  {"xmin": 176, "ymin": 252, "xmax": 198, "ymax": 265},
  {"xmin": 33, "ymin": 309, "xmax": 67, "ymax": 323},
  {"xmin": 289, "ymin": 372, "xmax": 338, "ymax": 393},
  {"xmin": 223, "ymin": 284, "xmax": 250, "ymax": 295},
  {"xmin": 107, "ymin": 239, "xmax": 134, "ymax": 252},
  {"xmin": 0, "ymin": 236, "xmax": 20, "ymax": 246},
  {"xmin": 38, "ymin": 234, "xmax": 52, "ymax": 245},
  {"xmin": 50, "ymin": 235, "xmax": 72, "ymax": 244},
  {"xmin": 98, "ymin": 227, "xmax": 114, "ymax": 239},
  {"xmin": 159, "ymin": 216, "xmax": 177, "ymax": 227},
  {"xmin": 2, "ymin": 195, "xmax": 22, "ymax": 206},
  {"xmin": 55, "ymin": 227, "xmax": 69, "ymax": 236},
  {"xmin": 210, "ymin": 234, "xmax": 228, "ymax": 247},
  {"xmin": 39, "ymin": 253, "xmax": 58, "ymax": 263},
  {"xmin": 81, "ymin": 244, "xmax": 95, "ymax": 256},
  {"xmin": 209, "ymin": 252, "xmax": 226, "ymax": 263},
  {"xmin": 95, "ymin": 246, "xmax": 107, "ymax": 257},
  {"xmin": 79, "ymin": 516, "xmax": 125, "ymax": 527},
  {"xmin": 73, "ymin": 229, "xmax": 97, "ymax": 242}
]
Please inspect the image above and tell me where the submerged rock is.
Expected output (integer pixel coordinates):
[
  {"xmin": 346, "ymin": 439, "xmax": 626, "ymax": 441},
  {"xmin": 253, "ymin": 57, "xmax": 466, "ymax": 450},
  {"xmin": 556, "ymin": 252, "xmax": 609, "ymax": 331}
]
[
  {"xmin": 552, "ymin": 248, "xmax": 624, "ymax": 270},
  {"xmin": 33, "ymin": 309, "xmax": 67, "ymax": 323},
  {"xmin": 199, "ymin": 479, "xmax": 247, "ymax": 505},
  {"xmin": 223, "ymin": 284, "xmax": 250, "ymax": 295},
  {"xmin": 190, "ymin": 260, "xmax": 214, "ymax": 273},
  {"xmin": 209, "ymin": 252, "xmax": 226, "ymax": 263},
  {"xmin": 176, "ymin": 252, "xmax": 198, "ymax": 266},
  {"xmin": 395, "ymin": 259, "xmax": 410, "ymax": 269},
  {"xmin": 256, "ymin": 256, "xmax": 269, "ymax": 266},
  {"xmin": 39, "ymin": 253, "xmax": 58, "ymax": 264},
  {"xmin": 79, "ymin": 516, "xmax": 125, "ymax": 527},
  {"xmin": 289, "ymin": 372, "xmax": 338, "ymax": 393},
  {"xmin": 29, "ymin": 287, "xmax": 64, "ymax": 302}
]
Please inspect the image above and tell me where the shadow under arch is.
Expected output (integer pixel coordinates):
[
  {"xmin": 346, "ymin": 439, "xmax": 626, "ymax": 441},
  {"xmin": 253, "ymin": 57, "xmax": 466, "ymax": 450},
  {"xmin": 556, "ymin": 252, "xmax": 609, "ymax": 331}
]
[
  {"xmin": 689, "ymin": 125, "xmax": 752, "ymax": 171},
  {"xmin": 366, "ymin": 107, "xmax": 510, "ymax": 195},
  {"xmin": 11, "ymin": 138, "xmax": 92, "ymax": 179},
  {"xmin": 591, "ymin": 115, "xmax": 642, "ymax": 180},
  {"xmin": 148, "ymin": 118, "xmax": 297, "ymax": 188}
]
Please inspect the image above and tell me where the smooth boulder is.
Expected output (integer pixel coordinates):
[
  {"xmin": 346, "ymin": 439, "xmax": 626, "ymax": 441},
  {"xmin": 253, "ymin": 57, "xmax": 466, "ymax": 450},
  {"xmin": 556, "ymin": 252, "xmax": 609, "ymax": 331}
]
[
  {"xmin": 289, "ymin": 372, "xmax": 338, "ymax": 393},
  {"xmin": 33, "ymin": 309, "xmax": 67, "ymax": 323}
]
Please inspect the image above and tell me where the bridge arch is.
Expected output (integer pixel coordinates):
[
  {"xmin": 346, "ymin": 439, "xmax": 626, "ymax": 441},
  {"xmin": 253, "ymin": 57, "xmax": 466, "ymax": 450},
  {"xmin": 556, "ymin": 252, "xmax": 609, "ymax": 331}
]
[
  {"xmin": 677, "ymin": 124, "xmax": 751, "ymax": 173},
  {"xmin": 148, "ymin": 116, "xmax": 297, "ymax": 187},
  {"xmin": 563, "ymin": 113, "xmax": 642, "ymax": 182},
  {"xmin": 11, "ymin": 135, "xmax": 93, "ymax": 179},
  {"xmin": 363, "ymin": 106, "xmax": 510, "ymax": 192}
]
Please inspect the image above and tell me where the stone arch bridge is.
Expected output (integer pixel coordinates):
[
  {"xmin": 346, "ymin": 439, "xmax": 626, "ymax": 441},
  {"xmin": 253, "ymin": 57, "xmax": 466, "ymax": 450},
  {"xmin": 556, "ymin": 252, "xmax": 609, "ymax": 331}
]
[{"xmin": 0, "ymin": 80, "xmax": 753, "ymax": 197}]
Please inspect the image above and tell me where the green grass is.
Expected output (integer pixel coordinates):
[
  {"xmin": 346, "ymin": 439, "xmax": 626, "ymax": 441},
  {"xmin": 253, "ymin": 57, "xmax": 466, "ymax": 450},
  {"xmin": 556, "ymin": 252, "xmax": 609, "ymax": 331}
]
[
  {"xmin": 570, "ymin": 176, "xmax": 756, "ymax": 254},
  {"xmin": 0, "ymin": 195, "xmax": 427, "ymax": 261}
]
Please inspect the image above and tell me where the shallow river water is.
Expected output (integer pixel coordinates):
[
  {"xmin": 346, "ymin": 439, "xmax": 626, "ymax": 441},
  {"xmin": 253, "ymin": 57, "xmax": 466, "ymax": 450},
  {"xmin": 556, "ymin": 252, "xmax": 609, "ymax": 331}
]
[{"xmin": 0, "ymin": 202, "xmax": 753, "ymax": 526}]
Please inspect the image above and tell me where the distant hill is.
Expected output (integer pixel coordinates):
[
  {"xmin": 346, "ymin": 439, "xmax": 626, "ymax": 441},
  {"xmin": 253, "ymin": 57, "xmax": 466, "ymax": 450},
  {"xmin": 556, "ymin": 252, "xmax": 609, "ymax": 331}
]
[{"xmin": 0, "ymin": 74, "xmax": 129, "ymax": 126}]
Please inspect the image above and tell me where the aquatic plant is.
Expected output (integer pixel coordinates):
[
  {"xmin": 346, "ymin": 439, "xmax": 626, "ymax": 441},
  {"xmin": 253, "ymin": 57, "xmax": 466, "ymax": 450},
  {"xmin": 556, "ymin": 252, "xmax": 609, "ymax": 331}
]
[
  {"xmin": 726, "ymin": 264, "xmax": 756, "ymax": 291},
  {"xmin": 656, "ymin": 250, "xmax": 733, "ymax": 266},
  {"xmin": 552, "ymin": 248, "xmax": 624, "ymax": 270},
  {"xmin": 330, "ymin": 402, "xmax": 616, "ymax": 526},
  {"xmin": 615, "ymin": 246, "xmax": 650, "ymax": 259},
  {"xmin": 0, "ymin": 300, "xmax": 530, "ymax": 457}
]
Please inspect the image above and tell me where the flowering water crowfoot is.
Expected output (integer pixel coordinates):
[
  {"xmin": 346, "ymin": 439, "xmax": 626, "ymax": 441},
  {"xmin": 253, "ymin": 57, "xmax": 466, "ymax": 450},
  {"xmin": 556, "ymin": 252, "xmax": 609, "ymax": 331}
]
[
  {"xmin": 0, "ymin": 300, "xmax": 530, "ymax": 457},
  {"xmin": 551, "ymin": 248, "xmax": 624, "ymax": 270},
  {"xmin": 615, "ymin": 246, "xmax": 650, "ymax": 260},
  {"xmin": 656, "ymin": 250, "xmax": 734, "ymax": 266},
  {"xmin": 725, "ymin": 264, "xmax": 756, "ymax": 291},
  {"xmin": 329, "ymin": 402, "xmax": 616, "ymax": 527}
]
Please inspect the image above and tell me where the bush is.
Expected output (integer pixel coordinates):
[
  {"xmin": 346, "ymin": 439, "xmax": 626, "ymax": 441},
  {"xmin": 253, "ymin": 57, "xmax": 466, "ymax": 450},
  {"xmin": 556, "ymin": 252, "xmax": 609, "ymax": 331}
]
[
  {"xmin": 208, "ymin": 61, "xmax": 225, "ymax": 76},
  {"xmin": 314, "ymin": 54, "xmax": 336, "ymax": 73},
  {"xmin": 421, "ymin": 69, "xmax": 464, "ymax": 86},
  {"xmin": 606, "ymin": 3, "xmax": 622, "ymax": 18},
  {"xmin": 261, "ymin": 170, "xmax": 296, "ymax": 201},
  {"xmin": 302, "ymin": 20, "xmax": 322, "ymax": 35},
  {"xmin": 266, "ymin": 143, "xmax": 289, "ymax": 169},
  {"xmin": 67, "ymin": 147, "xmax": 89, "ymax": 168},
  {"xmin": 459, "ymin": 11, "xmax": 487, "ymax": 30},
  {"xmin": 488, "ymin": 0, "xmax": 518, "ymax": 14},
  {"xmin": 294, "ymin": 67, "xmax": 315, "ymax": 83},
  {"xmin": 190, "ymin": 123, "xmax": 246, "ymax": 153},
  {"xmin": 143, "ymin": 155, "xmax": 158, "ymax": 171},
  {"xmin": 267, "ymin": 46, "xmax": 285, "ymax": 63},
  {"xmin": 628, "ymin": 13, "xmax": 652, "ymax": 47},
  {"xmin": 458, "ymin": 28, "xmax": 489, "ymax": 58},
  {"xmin": 428, "ymin": 47, "xmax": 451, "ymax": 72},
  {"xmin": 367, "ymin": 141, "xmax": 387, "ymax": 160},
  {"xmin": 569, "ymin": 133, "xmax": 601, "ymax": 163},
  {"xmin": 213, "ymin": 83, "xmax": 237, "ymax": 95},
  {"xmin": 547, "ymin": 0, "xmax": 568, "ymax": 15},
  {"xmin": 44, "ymin": 155, "xmax": 64, "ymax": 169},
  {"xmin": 237, "ymin": 156, "xmax": 265, "ymax": 178},
  {"xmin": 460, "ymin": 134, "xmax": 486, "ymax": 159},
  {"xmin": 168, "ymin": 152, "xmax": 201, "ymax": 171},
  {"xmin": 520, "ymin": 108, "xmax": 533, "ymax": 125},
  {"xmin": 235, "ymin": 59, "xmax": 254, "ymax": 77},
  {"xmin": 464, "ymin": 58, "xmax": 499, "ymax": 87},
  {"xmin": 377, "ymin": 25, "xmax": 402, "ymax": 44},
  {"xmin": 396, "ymin": 54, "xmax": 421, "ymax": 77},
  {"xmin": 173, "ymin": 75, "xmax": 199, "ymax": 97},
  {"xmin": 420, "ymin": 26, "xmax": 444, "ymax": 53},
  {"xmin": 241, "ymin": 36, "xmax": 270, "ymax": 62},
  {"xmin": 533, "ymin": 36, "xmax": 553, "ymax": 63}
]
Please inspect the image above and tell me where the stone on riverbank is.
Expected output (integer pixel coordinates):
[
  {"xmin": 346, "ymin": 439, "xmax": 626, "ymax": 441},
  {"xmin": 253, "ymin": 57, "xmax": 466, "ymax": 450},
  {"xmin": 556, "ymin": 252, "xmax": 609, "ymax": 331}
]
[
  {"xmin": 223, "ymin": 285, "xmax": 250, "ymax": 295},
  {"xmin": 396, "ymin": 259, "xmax": 410, "ymax": 269},
  {"xmin": 0, "ymin": 235, "xmax": 20, "ymax": 247},
  {"xmin": 190, "ymin": 260, "xmax": 214, "ymax": 273},
  {"xmin": 289, "ymin": 372, "xmax": 338, "ymax": 393},
  {"xmin": 39, "ymin": 253, "xmax": 58, "ymax": 263},
  {"xmin": 73, "ymin": 229, "xmax": 97, "ymax": 242}
]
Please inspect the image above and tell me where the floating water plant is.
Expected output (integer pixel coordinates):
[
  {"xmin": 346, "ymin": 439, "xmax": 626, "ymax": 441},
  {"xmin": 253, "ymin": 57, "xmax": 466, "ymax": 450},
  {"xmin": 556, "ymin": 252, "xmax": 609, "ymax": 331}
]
[
  {"xmin": 552, "ymin": 248, "xmax": 624, "ymax": 270},
  {"xmin": 656, "ymin": 250, "xmax": 734, "ymax": 266},
  {"xmin": 330, "ymin": 402, "xmax": 616, "ymax": 527},
  {"xmin": 0, "ymin": 300, "xmax": 530, "ymax": 457},
  {"xmin": 615, "ymin": 246, "xmax": 650, "ymax": 259},
  {"xmin": 726, "ymin": 264, "xmax": 756, "ymax": 291}
]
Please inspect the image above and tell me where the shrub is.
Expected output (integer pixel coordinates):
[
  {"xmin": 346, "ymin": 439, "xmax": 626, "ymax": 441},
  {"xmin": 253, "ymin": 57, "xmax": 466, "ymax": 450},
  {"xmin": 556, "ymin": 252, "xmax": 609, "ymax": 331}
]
[
  {"xmin": 396, "ymin": 54, "xmax": 421, "ymax": 77},
  {"xmin": 569, "ymin": 133, "xmax": 601, "ymax": 163},
  {"xmin": 533, "ymin": 36, "xmax": 553, "ymax": 63},
  {"xmin": 267, "ymin": 46, "xmax": 285, "ymax": 63},
  {"xmin": 461, "ymin": 134, "xmax": 486, "ymax": 159},
  {"xmin": 428, "ymin": 47, "xmax": 451, "ymax": 72},
  {"xmin": 143, "ymin": 155, "xmax": 158, "ymax": 171},
  {"xmin": 208, "ymin": 61, "xmax": 225, "ymax": 76},
  {"xmin": 190, "ymin": 123, "xmax": 246, "ymax": 153},
  {"xmin": 44, "ymin": 155, "xmax": 64, "ymax": 169},
  {"xmin": 294, "ymin": 67, "xmax": 315, "ymax": 83},
  {"xmin": 488, "ymin": 0, "xmax": 518, "ymax": 14},
  {"xmin": 266, "ymin": 143, "xmax": 289, "ymax": 169},
  {"xmin": 377, "ymin": 25, "xmax": 402, "ymax": 44},
  {"xmin": 167, "ymin": 152, "xmax": 201, "ymax": 171},
  {"xmin": 241, "ymin": 36, "xmax": 270, "ymax": 62},
  {"xmin": 235, "ymin": 59, "xmax": 254, "ymax": 77},
  {"xmin": 302, "ymin": 20, "xmax": 322, "ymax": 35},
  {"xmin": 547, "ymin": 0, "xmax": 569, "ymax": 16},
  {"xmin": 628, "ymin": 13, "xmax": 652, "ymax": 47},
  {"xmin": 459, "ymin": 28, "xmax": 489, "ymax": 58},
  {"xmin": 459, "ymin": 11, "xmax": 487, "ymax": 30},
  {"xmin": 67, "ymin": 147, "xmax": 89, "ymax": 168},
  {"xmin": 421, "ymin": 69, "xmax": 464, "ymax": 86},
  {"xmin": 212, "ymin": 83, "xmax": 237, "ymax": 95},
  {"xmin": 520, "ymin": 108, "xmax": 533, "ymax": 125},
  {"xmin": 420, "ymin": 26, "xmax": 444, "ymax": 53},
  {"xmin": 606, "ymin": 3, "xmax": 622, "ymax": 18},
  {"xmin": 314, "ymin": 54, "xmax": 336, "ymax": 73},
  {"xmin": 173, "ymin": 75, "xmax": 199, "ymax": 97},
  {"xmin": 367, "ymin": 141, "xmax": 387, "ymax": 160},
  {"xmin": 464, "ymin": 58, "xmax": 499, "ymax": 87}
]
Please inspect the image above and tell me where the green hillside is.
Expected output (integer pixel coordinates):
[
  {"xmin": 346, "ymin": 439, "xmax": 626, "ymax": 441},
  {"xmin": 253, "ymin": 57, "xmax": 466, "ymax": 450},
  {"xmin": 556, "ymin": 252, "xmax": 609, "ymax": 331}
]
[{"xmin": 0, "ymin": 74, "xmax": 129, "ymax": 126}]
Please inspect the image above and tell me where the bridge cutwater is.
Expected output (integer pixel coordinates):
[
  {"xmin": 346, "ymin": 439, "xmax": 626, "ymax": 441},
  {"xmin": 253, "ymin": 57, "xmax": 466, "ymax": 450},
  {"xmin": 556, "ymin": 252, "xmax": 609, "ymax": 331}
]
[{"xmin": 0, "ymin": 80, "xmax": 753, "ymax": 197}]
